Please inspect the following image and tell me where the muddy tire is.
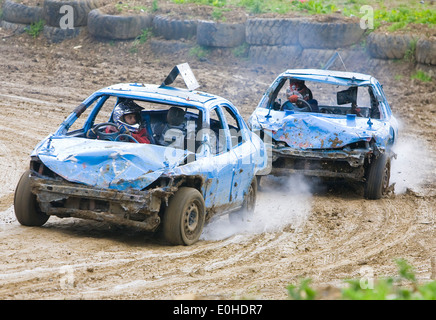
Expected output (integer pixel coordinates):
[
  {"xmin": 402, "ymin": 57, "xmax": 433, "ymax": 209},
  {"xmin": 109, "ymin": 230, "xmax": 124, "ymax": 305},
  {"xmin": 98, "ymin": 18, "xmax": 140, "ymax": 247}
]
[
  {"xmin": 1, "ymin": 0, "xmax": 44, "ymax": 25},
  {"xmin": 246, "ymin": 18, "xmax": 303, "ymax": 46},
  {"xmin": 152, "ymin": 15, "xmax": 197, "ymax": 40},
  {"xmin": 229, "ymin": 178, "xmax": 257, "ymax": 224},
  {"xmin": 87, "ymin": 9, "xmax": 153, "ymax": 40},
  {"xmin": 249, "ymin": 45, "xmax": 302, "ymax": 66},
  {"xmin": 43, "ymin": 25, "xmax": 83, "ymax": 43},
  {"xmin": 0, "ymin": 20, "xmax": 28, "ymax": 34},
  {"xmin": 163, "ymin": 187, "xmax": 205, "ymax": 246},
  {"xmin": 43, "ymin": 0, "xmax": 107, "ymax": 27},
  {"xmin": 416, "ymin": 38, "xmax": 436, "ymax": 65},
  {"xmin": 298, "ymin": 20, "xmax": 364, "ymax": 49},
  {"xmin": 14, "ymin": 170, "xmax": 49, "ymax": 226},
  {"xmin": 364, "ymin": 154, "xmax": 391, "ymax": 200},
  {"xmin": 366, "ymin": 33, "xmax": 419, "ymax": 60},
  {"xmin": 197, "ymin": 20, "xmax": 245, "ymax": 48}
]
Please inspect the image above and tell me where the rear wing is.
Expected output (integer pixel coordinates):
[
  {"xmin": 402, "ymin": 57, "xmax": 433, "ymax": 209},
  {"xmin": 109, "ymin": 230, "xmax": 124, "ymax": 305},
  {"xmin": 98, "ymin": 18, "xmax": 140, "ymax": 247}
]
[
  {"xmin": 160, "ymin": 63, "xmax": 200, "ymax": 91},
  {"xmin": 323, "ymin": 52, "xmax": 347, "ymax": 71}
]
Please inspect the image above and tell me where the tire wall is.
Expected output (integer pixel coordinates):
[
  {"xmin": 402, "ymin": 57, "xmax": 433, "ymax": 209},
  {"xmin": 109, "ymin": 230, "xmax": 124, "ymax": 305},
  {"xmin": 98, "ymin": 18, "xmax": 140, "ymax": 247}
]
[
  {"xmin": 43, "ymin": 0, "xmax": 109, "ymax": 27},
  {"xmin": 1, "ymin": 0, "xmax": 43, "ymax": 25},
  {"xmin": 1, "ymin": 0, "xmax": 435, "ymax": 72},
  {"xmin": 87, "ymin": 9, "xmax": 153, "ymax": 40},
  {"xmin": 0, "ymin": 0, "xmax": 107, "ymax": 42}
]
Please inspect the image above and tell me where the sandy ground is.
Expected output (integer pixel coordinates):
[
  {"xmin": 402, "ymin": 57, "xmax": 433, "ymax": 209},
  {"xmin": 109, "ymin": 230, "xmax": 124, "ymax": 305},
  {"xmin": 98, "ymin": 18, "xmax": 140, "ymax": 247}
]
[{"xmin": 0, "ymin": 30, "xmax": 435, "ymax": 300}]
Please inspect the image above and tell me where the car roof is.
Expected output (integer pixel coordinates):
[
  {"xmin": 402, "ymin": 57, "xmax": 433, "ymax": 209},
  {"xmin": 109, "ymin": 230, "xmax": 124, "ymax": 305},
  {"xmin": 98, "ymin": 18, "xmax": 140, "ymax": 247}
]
[
  {"xmin": 282, "ymin": 69, "xmax": 373, "ymax": 82},
  {"xmin": 283, "ymin": 69, "xmax": 373, "ymax": 81},
  {"xmin": 96, "ymin": 83, "xmax": 224, "ymax": 110}
]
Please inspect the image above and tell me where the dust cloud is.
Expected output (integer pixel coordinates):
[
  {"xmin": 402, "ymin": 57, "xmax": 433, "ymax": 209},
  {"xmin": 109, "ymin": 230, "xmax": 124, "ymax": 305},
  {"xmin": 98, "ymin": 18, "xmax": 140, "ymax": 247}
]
[
  {"xmin": 201, "ymin": 175, "xmax": 312, "ymax": 241},
  {"xmin": 390, "ymin": 136, "xmax": 435, "ymax": 194}
]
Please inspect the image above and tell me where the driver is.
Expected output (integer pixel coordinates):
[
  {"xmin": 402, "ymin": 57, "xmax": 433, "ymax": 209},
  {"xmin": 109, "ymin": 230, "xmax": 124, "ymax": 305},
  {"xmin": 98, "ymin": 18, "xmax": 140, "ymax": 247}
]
[
  {"xmin": 283, "ymin": 79, "xmax": 319, "ymax": 112},
  {"xmin": 110, "ymin": 99, "xmax": 151, "ymax": 144}
]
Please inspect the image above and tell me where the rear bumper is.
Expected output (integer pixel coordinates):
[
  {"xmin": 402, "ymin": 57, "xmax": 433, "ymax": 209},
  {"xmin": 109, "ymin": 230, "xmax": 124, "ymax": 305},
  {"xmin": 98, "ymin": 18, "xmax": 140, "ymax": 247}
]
[{"xmin": 30, "ymin": 174, "xmax": 175, "ymax": 231}]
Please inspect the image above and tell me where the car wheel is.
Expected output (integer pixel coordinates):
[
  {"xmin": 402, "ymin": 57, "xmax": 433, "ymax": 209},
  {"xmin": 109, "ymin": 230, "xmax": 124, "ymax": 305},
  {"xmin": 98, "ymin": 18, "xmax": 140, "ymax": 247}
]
[
  {"xmin": 364, "ymin": 154, "xmax": 391, "ymax": 200},
  {"xmin": 163, "ymin": 187, "xmax": 205, "ymax": 246},
  {"xmin": 229, "ymin": 177, "xmax": 257, "ymax": 223},
  {"xmin": 14, "ymin": 170, "xmax": 49, "ymax": 226}
]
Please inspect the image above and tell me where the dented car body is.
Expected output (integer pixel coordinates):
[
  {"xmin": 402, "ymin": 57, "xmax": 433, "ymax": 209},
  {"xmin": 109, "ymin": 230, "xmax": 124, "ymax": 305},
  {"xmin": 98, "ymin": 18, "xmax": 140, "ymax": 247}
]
[
  {"xmin": 249, "ymin": 69, "xmax": 398, "ymax": 199},
  {"xmin": 14, "ymin": 64, "xmax": 267, "ymax": 245}
]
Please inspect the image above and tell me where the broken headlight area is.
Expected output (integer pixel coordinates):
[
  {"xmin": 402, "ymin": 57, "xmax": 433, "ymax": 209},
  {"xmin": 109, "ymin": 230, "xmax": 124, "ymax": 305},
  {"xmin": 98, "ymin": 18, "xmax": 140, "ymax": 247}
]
[{"xmin": 28, "ymin": 166, "xmax": 176, "ymax": 232}]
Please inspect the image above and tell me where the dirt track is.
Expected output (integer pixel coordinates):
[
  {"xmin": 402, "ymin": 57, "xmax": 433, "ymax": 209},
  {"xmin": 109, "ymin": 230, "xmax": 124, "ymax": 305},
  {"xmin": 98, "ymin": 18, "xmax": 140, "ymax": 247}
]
[{"xmin": 0, "ymin": 31, "xmax": 435, "ymax": 300}]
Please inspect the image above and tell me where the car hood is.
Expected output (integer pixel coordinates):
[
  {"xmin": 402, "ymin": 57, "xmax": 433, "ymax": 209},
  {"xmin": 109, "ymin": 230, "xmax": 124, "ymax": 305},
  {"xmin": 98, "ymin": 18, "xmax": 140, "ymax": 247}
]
[
  {"xmin": 252, "ymin": 109, "xmax": 390, "ymax": 149},
  {"xmin": 33, "ymin": 137, "xmax": 191, "ymax": 190}
]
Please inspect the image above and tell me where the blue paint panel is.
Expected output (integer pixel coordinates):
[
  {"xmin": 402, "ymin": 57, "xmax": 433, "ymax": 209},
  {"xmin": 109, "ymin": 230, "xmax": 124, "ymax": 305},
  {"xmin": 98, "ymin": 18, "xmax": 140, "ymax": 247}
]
[{"xmin": 36, "ymin": 137, "xmax": 191, "ymax": 190}]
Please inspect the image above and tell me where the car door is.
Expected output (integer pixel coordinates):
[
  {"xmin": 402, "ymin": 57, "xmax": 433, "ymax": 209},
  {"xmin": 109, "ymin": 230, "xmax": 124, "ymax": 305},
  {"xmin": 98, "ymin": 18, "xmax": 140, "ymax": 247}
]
[
  {"xmin": 200, "ymin": 106, "xmax": 238, "ymax": 209},
  {"xmin": 220, "ymin": 104, "xmax": 255, "ymax": 206}
]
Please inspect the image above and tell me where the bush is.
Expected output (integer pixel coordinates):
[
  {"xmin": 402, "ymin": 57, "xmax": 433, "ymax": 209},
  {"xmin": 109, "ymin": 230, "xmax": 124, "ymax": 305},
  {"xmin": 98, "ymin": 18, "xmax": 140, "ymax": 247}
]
[
  {"xmin": 411, "ymin": 70, "xmax": 432, "ymax": 82},
  {"xmin": 287, "ymin": 259, "xmax": 436, "ymax": 300},
  {"xmin": 26, "ymin": 19, "xmax": 45, "ymax": 38}
]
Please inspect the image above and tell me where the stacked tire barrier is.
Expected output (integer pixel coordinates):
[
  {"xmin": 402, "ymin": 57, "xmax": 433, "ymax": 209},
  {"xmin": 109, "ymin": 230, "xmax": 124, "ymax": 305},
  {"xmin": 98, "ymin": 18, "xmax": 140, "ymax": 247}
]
[
  {"xmin": 1, "ymin": 0, "xmax": 435, "ymax": 74},
  {"xmin": 246, "ymin": 17, "xmax": 370, "ymax": 69},
  {"xmin": 87, "ymin": 9, "xmax": 153, "ymax": 40},
  {"xmin": 0, "ymin": 0, "xmax": 107, "ymax": 42},
  {"xmin": 0, "ymin": 0, "xmax": 43, "ymax": 34}
]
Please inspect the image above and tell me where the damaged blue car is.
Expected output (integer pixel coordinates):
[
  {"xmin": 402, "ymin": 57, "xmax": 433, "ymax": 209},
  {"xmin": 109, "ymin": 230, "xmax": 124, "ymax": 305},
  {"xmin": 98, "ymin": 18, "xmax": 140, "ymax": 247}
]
[
  {"xmin": 14, "ymin": 64, "xmax": 267, "ymax": 245},
  {"xmin": 249, "ymin": 69, "xmax": 398, "ymax": 199}
]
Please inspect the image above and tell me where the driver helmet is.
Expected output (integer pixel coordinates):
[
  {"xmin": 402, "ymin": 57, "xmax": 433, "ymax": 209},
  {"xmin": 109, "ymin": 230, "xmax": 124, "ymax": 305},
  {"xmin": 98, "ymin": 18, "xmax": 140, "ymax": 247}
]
[
  {"xmin": 287, "ymin": 79, "xmax": 305, "ymax": 101},
  {"xmin": 289, "ymin": 79, "xmax": 305, "ymax": 91},
  {"xmin": 112, "ymin": 99, "xmax": 143, "ymax": 133}
]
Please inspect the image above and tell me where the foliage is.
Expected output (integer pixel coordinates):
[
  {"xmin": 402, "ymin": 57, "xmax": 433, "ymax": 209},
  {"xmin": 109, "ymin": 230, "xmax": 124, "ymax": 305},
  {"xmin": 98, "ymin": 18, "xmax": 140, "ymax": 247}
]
[
  {"xmin": 115, "ymin": 2, "xmax": 149, "ymax": 13},
  {"xmin": 287, "ymin": 259, "xmax": 436, "ymax": 300},
  {"xmin": 130, "ymin": 28, "xmax": 152, "ymax": 53},
  {"xmin": 26, "ymin": 19, "xmax": 45, "ymax": 39},
  {"xmin": 189, "ymin": 45, "xmax": 210, "ymax": 60},
  {"xmin": 152, "ymin": 0, "xmax": 159, "ymax": 12},
  {"xmin": 136, "ymin": 28, "xmax": 152, "ymax": 44},
  {"xmin": 211, "ymin": 7, "xmax": 225, "ymax": 21},
  {"xmin": 170, "ymin": 0, "xmax": 435, "ymax": 31},
  {"xmin": 172, "ymin": 0, "xmax": 226, "ymax": 7},
  {"xmin": 290, "ymin": 0, "xmax": 338, "ymax": 15},
  {"xmin": 287, "ymin": 278, "xmax": 317, "ymax": 300},
  {"xmin": 411, "ymin": 70, "xmax": 432, "ymax": 83},
  {"xmin": 232, "ymin": 42, "xmax": 249, "ymax": 58},
  {"xmin": 375, "ymin": 6, "xmax": 436, "ymax": 27},
  {"xmin": 404, "ymin": 38, "xmax": 417, "ymax": 62}
]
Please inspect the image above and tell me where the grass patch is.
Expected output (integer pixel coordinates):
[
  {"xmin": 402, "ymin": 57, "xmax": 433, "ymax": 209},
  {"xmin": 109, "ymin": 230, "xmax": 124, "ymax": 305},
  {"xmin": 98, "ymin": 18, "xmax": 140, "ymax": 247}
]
[
  {"xmin": 26, "ymin": 19, "xmax": 45, "ymax": 38},
  {"xmin": 189, "ymin": 45, "xmax": 210, "ymax": 61},
  {"xmin": 404, "ymin": 38, "xmax": 417, "ymax": 62},
  {"xmin": 169, "ymin": 0, "xmax": 435, "ymax": 31},
  {"xmin": 130, "ymin": 28, "xmax": 152, "ymax": 53},
  {"xmin": 232, "ymin": 42, "xmax": 249, "ymax": 58},
  {"xmin": 411, "ymin": 70, "xmax": 432, "ymax": 82},
  {"xmin": 152, "ymin": 0, "xmax": 159, "ymax": 12},
  {"xmin": 287, "ymin": 259, "xmax": 436, "ymax": 300},
  {"xmin": 115, "ymin": 2, "xmax": 149, "ymax": 13},
  {"xmin": 172, "ymin": 0, "xmax": 226, "ymax": 7}
]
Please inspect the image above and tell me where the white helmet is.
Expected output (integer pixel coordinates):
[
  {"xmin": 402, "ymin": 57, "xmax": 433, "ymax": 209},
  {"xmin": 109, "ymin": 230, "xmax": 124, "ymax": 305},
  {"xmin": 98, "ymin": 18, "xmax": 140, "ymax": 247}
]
[{"xmin": 112, "ymin": 99, "xmax": 143, "ymax": 133}]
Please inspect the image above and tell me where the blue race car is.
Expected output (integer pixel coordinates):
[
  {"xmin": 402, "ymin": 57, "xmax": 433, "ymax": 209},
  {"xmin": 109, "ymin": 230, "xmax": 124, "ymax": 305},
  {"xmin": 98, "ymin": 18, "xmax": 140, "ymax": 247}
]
[
  {"xmin": 14, "ymin": 64, "xmax": 267, "ymax": 245},
  {"xmin": 249, "ymin": 69, "xmax": 398, "ymax": 199}
]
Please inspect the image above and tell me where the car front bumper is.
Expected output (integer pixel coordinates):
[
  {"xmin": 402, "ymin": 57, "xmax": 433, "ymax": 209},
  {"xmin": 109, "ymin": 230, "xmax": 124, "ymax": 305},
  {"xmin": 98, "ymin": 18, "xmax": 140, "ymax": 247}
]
[
  {"xmin": 270, "ymin": 146, "xmax": 372, "ymax": 180},
  {"xmin": 30, "ymin": 174, "xmax": 176, "ymax": 231}
]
